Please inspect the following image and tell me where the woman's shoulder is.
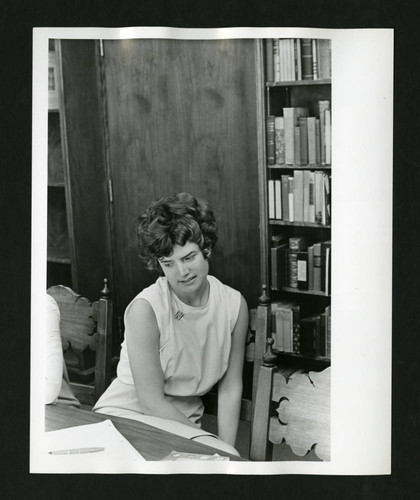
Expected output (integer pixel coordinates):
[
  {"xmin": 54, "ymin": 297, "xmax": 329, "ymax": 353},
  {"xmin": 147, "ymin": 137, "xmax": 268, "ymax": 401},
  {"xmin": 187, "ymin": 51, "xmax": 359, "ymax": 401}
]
[
  {"xmin": 125, "ymin": 278, "xmax": 170, "ymax": 318},
  {"xmin": 208, "ymin": 275, "xmax": 241, "ymax": 298}
]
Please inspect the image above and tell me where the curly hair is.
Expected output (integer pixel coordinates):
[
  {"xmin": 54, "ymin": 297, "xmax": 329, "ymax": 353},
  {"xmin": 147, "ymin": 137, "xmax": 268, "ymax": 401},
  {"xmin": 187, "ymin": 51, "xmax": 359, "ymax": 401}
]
[{"xmin": 137, "ymin": 192, "xmax": 218, "ymax": 271}]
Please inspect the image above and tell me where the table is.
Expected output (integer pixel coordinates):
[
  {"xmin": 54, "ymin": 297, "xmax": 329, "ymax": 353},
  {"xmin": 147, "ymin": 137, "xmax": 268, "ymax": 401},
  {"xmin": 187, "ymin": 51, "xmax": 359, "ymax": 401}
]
[{"xmin": 45, "ymin": 405, "xmax": 246, "ymax": 461}]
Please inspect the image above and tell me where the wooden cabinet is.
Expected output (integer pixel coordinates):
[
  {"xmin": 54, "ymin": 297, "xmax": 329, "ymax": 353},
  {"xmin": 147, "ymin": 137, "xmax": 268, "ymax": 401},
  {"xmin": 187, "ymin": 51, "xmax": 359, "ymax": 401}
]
[{"xmin": 48, "ymin": 39, "xmax": 261, "ymax": 364}]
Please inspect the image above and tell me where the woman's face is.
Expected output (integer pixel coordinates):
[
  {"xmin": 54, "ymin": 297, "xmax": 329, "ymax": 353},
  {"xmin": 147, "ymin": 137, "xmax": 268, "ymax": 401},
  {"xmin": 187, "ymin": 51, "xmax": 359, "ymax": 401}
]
[{"xmin": 158, "ymin": 241, "xmax": 210, "ymax": 304}]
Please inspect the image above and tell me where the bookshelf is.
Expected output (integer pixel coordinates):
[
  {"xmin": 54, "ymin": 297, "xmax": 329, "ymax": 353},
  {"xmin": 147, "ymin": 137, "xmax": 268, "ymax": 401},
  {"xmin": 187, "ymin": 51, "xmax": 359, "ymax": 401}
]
[
  {"xmin": 47, "ymin": 40, "xmax": 74, "ymax": 289},
  {"xmin": 255, "ymin": 38, "xmax": 332, "ymax": 366}
]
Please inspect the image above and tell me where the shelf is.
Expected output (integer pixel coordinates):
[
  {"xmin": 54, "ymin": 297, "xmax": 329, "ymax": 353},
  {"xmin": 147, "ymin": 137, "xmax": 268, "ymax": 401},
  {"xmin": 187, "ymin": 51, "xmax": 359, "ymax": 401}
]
[
  {"xmin": 268, "ymin": 164, "xmax": 331, "ymax": 170},
  {"xmin": 266, "ymin": 79, "xmax": 331, "ymax": 87},
  {"xmin": 273, "ymin": 350, "xmax": 331, "ymax": 364},
  {"xmin": 269, "ymin": 220, "xmax": 331, "ymax": 228},
  {"xmin": 47, "ymin": 248, "xmax": 71, "ymax": 264},
  {"xmin": 273, "ymin": 286, "xmax": 330, "ymax": 297}
]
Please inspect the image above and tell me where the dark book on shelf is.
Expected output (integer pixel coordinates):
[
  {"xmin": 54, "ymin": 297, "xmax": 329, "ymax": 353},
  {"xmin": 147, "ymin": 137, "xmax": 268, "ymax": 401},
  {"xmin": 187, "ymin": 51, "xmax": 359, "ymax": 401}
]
[
  {"xmin": 274, "ymin": 116, "xmax": 285, "ymax": 165},
  {"xmin": 313, "ymin": 241, "xmax": 323, "ymax": 291},
  {"xmin": 271, "ymin": 243, "xmax": 288, "ymax": 290},
  {"xmin": 297, "ymin": 250, "xmax": 309, "ymax": 290},
  {"xmin": 266, "ymin": 115, "xmax": 276, "ymax": 165},
  {"xmin": 265, "ymin": 38, "xmax": 274, "ymax": 82},
  {"xmin": 299, "ymin": 116, "xmax": 309, "ymax": 166},
  {"xmin": 300, "ymin": 314, "xmax": 318, "ymax": 355},
  {"xmin": 281, "ymin": 174, "xmax": 289, "ymax": 221},
  {"xmin": 301, "ymin": 38, "xmax": 313, "ymax": 80}
]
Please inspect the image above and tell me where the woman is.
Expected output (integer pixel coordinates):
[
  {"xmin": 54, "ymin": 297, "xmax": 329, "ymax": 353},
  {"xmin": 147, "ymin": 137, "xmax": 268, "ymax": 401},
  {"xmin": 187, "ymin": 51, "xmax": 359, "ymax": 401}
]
[{"xmin": 94, "ymin": 193, "xmax": 248, "ymax": 455}]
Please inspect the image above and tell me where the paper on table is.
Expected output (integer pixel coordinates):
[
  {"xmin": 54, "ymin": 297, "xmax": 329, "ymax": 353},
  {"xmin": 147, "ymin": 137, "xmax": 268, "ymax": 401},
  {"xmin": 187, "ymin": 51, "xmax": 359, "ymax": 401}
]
[{"xmin": 42, "ymin": 419, "xmax": 146, "ymax": 473}]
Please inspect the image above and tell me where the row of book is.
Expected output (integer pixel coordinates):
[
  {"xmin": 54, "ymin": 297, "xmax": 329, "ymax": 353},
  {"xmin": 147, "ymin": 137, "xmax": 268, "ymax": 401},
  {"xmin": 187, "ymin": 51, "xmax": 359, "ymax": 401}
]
[
  {"xmin": 271, "ymin": 301, "xmax": 331, "ymax": 357},
  {"xmin": 268, "ymin": 170, "xmax": 331, "ymax": 225},
  {"xmin": 266, "ymin": 103, "xmax": 331, "ymax": 166},
  {"xmin": 266, "ymin": 38, "xmax": 331, "ymax": 83},
  {"xmin": 271, "ymin": 235, "xmax": 331, "ymax": 294}
]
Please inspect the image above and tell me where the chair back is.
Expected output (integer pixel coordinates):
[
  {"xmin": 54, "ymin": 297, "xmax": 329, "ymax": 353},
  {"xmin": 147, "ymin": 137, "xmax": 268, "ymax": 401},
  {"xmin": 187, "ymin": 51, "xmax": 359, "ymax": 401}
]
[
  {"xmin": 47, "ymin": 279, "xmax": 112, "ymax": 406},
  {"xmin": 250, "ymin": 334, "xmax": 331, "ymax": 461}
]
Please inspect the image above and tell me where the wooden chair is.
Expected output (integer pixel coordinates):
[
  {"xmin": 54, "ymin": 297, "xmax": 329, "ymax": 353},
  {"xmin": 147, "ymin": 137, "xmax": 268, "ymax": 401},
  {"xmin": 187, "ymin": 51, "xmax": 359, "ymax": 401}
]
[
  {"xmin": 47, "ymin": 279, "xmax": 113, "ymax": 407},
  {"xmin": 250, "ymin": 336, "xmax": 331, "ymax": 461}
]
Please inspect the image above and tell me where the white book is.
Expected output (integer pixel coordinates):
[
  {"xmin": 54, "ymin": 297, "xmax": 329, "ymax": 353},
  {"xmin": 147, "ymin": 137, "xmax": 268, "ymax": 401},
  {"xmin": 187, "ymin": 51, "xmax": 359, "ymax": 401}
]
[
  {"xmin": 275, "ymin": 179, "xmax": 282, "ymax": 219},
  {"xmin": 268, "ymin": 180, "xmax": 275, "ymax": 219}
]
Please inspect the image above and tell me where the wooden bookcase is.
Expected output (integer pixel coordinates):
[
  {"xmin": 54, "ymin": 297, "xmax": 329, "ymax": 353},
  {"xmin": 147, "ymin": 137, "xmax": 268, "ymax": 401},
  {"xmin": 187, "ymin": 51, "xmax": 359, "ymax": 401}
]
[
  {"xmin": 47, "ymin": 40, "xmax": 74, "ymax": 290},
  {"xmin": 255, "ymin": 38, "xmax": 332, "ymax": 371}
]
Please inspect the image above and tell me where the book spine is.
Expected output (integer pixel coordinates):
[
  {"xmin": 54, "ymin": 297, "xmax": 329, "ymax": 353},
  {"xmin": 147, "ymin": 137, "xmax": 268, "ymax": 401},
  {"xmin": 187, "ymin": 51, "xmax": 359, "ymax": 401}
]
[
  {"xmin": 288, "ymin": 176, "xmax": 294, "ymax": 222},
  {"xmin": 273, "ymin": 39, "xmax": 280, "ymax": 82},
  {"xmin": 307, "ymin": 117, "xmax": 317, "ymax": 165},
  {"xmin": 281, "ymin": 174, "xmax": 289, "ymax": 221},
  {"xmin": 268, "ymin": 180, "xmax": 275, "ymax": 219},
  {"xmin": 295, "ymin": 39, "xmax": 302, "ymax": 80},
  {"xmin": 301, "ymin": 39, "xmax": 313, "ymax": 80},
  {"xmin": 313, "ymin": 242, "xmax": 322, "ymax": 291},
  {"xmin": 274, "ymin": 116, "xmax": 285, "ymax": 165},
  {"xmin": 294, "ymin": 126, "xmax": 301, "ymax": 166},
  {"xmin": 265, "ymin": 38, "xmax": 274, "ymax": 82},
  {"xmin": 266, "ymin": 115, "xmax": 276, "ymax": 165},
  {"xmin": 271, "ymin": 311, "xmax": 278, "ymax": 350},
  {"xmin": 308, "ymin": 171, "xmax": 315, "ymax": 222},
  {"xmin": 314, "ymin": 315, "xmax": 321, "ymax": 356},
  {"xmin": 275, "ymin": 179, "xmax": 282, "ymax": 219},
  {"xmin": 299, "ymin": 116, "xmax": 308, "ymax": 166},
  {"xmin": 312, "ymin": 39, "xmax": 318, "ymax": 80},
  {"xmin": 282, "ymin": 307, "xmax": 293, "ymax": 353},
  {"xmin": 315, "ymin": 118, "xmax": 321, "ymax": 166},
  {"xmin": 325, "ymin": 109, "xmax": 331, "ymax": 165},
  {"xmin": 289, "ymin": 235, "xmax": 307, "ymax": 252},
  {"xmin": 307, "ymin": 245, "xmax": 314, "ymax": 290},
  {"xmin": 293, "ymin": 169, "xmax": 304, "ymax": 222},
  {"xmin": 317, "ymin": 39, "xmax": 331, "ymax": 79},
  {"xmin": 314, "ymin": 170, "xmax": 324, "ymax": 224},
  {"xmin": 318, "ymin": 100, "xmax": 330, "ymax": 165},
  {"xmin": 275, "ymin": 308, "xmax": 284, "ymax": 351},
  {"xmin": 319, "ymin": 311, "xmax": 327, "ymax": 356},
  {"xmin": 288, "ymin": 250, "xmax": 298, "ymax": 288},
  {"xmin": 303, "ymin": 169, "xmax": 310, "ymax": 222},
  {"xmin": 297, "ymin": 250, "xmax": 309, "ymax": 290},
  {"xmin": 292, "ymin": 304, "xmax": 301, "ymax": 354}
]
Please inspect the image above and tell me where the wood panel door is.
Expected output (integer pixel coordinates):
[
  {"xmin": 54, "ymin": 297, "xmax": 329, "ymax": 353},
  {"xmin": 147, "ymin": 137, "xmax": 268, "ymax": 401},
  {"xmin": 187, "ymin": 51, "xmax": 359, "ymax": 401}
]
[{"xmin": 101, "ymin": 39, "xmax": 261, "ymax": 333}]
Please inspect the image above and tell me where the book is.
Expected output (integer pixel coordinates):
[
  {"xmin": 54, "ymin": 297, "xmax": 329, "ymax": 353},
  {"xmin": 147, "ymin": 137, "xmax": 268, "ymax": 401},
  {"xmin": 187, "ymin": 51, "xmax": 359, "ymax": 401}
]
[
  {"xmin": 293, "ymin": 169, "xmax": 304, "ymax": 222},
  {"xmin": 281, "ymin": 304, "xmax": 295, "ymax": 353},
  {"xmin": 274, "ymin": 179, "xmax": 282, "ymax": 219},
  {"xmin": 294, "ymin": 126, "xmax": 301, "ymax": 165},
  {"xmin": 265, "ymin": 38, "xmax": 274, "ymax": 82},
  {"xmin": 289, "ymin": 236, "xmax": 307, "ymax": 252},
  {"xmin": 323, "ymin": 173, "xmax": 331, "ymax": 225},
  {"xmin": 297, "ymin": 250, "xmax": 309, "ymax": 290},
  {"xmin": 300, "ymin": 314, "xmax": 318, "ymax": 355},
  {"xmin": 318, "ymin": 100, "xmax": 330, "ymax": 165},
  {"xmin": 292, "ymin": 304, "xmax": 301, "ymax": 353},
  {"xmin": 268, "ymin": 180, "xmax": 275, "ymax": 219},
  {"xmin": 313, "ymin": 242, "xmax": 323, "ymax": 291},
  {"xmin": 321, "ymin": 240, "xmax": 331, "ymax": 292},
  {"xmin": 308, "ymin": 171, "xmax": 315, "ymax": 222},
  {"xmin": 307, "ymin": 245, "xmax": 314, "ymax": 290},
  {"xmin": 301, "ymin": 39, "xmax": 313, "ymax": 80},
  {"xmin": 278, "ymin": 39, "xmax": 286, "ymax": 81},
  {"xmin": 314, "ymin": 170, "xmax": 324, "ymax": 224},
  {"xmin": 283, "ymin": 107, "xmax": 309, "ymax": 165},
  {"xmin": 271, "ymin": 300, "xmax": 295, "ymax": 352},
  {"xmin": 299, "ymin": 117, "xmax": 309, "ymax": 166},
  {"xmin": 312, "ymin": 39, "xmax": 318, "ymax": 79},
  {"xmin": 307, "ymin": 117, "xmax": 317, "ymax": 165},
  {"xmin": 303, "ymin": 170, "xmax": 311, "ymax": 221},
  {"xmin": 325, "ymin": 305, "xmax": 331, "ymax": 358},
  {"xmin": 295, "ymin": 39, "xmax": 302, "ymax": 80},
  {"xmin": 317, "ymin": 39, "xmax": 331, "ymax": 79},
  {"xmin": 315, "ymin": 118, "xmax": 321, "ymax": 165},
  {"xmin": 273, "ymin": 39, "xmax": 280, "ymax": 82},
  {"xmin": 288, "ymin": 176, "xmax": 294, "ymax": 222},
  {"xmin": 274, "ymin": 116, "xmax": 285, "ymax": 165},
  {"xmin": 325, "ymin": 108, "xmax": 331, "ymax": 164},
  {"xmin": 266, "ymin": 115, "xmax": 276, "ymax": 165},
  {"xmin": 281, "ymin": 174, "xmax": 290, "ymax": 221},
  {"xmin": 271, "ymin": 243, "xmax": 288, "ymax": 290},
  {"xmin": 319, "ymin": 310, "xmax": 327, "ymax": 357},
  {"xmin": 288, "ymin": 250, "xmax": 298, "ymax": 288}
]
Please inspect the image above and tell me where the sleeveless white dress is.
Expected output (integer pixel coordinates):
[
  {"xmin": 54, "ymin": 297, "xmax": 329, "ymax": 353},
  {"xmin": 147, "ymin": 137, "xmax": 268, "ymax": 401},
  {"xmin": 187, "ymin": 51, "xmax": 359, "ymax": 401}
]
[{"xmin": 94, "ymin": 275, "xmax": 241, "ymax": 426}]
